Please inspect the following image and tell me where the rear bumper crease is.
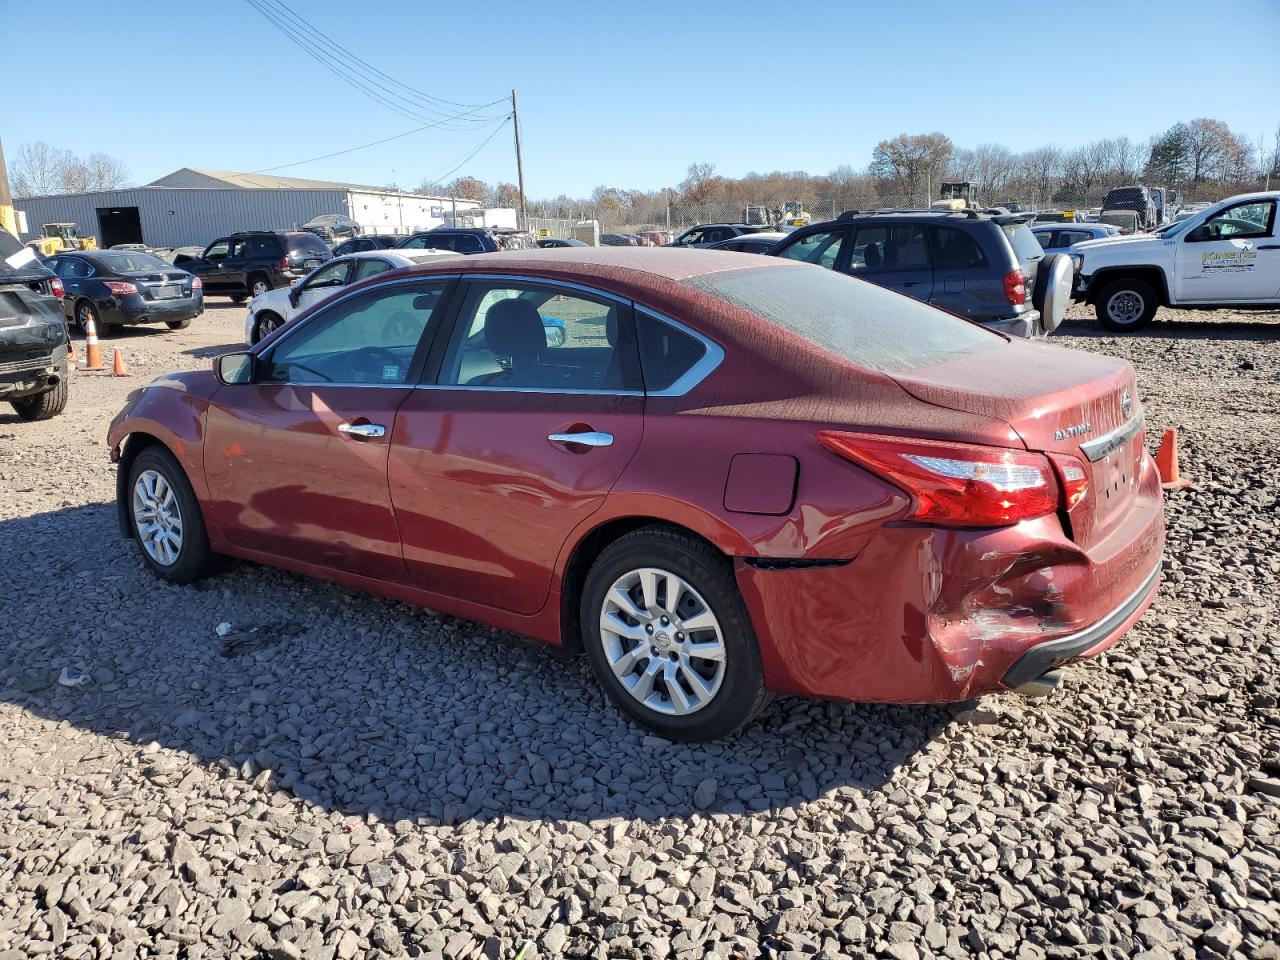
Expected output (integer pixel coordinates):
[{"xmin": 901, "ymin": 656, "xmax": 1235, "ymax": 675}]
[{"xmin": 1001, "ymin": 558, "xmax": 1162, "ymax": 689}]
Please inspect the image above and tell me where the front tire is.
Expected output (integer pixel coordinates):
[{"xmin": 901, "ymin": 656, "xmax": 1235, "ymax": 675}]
[
  {"xmin": 166, "ymin": 318, "xmax": 192, "ymax": 331},
  {"xmin": 10, "ymin": 379, "xmax": 68, "ymax": 421},
  {"xmin": 126, "ymin": 446, "xmax": 220, "ymax": 584},
  {"xmin": 581, "ymin": 527, "xmax": 770, "ymax": 741},
  {"xmin": 1095, "ymin": 277, "xmax": 1157, "ymax": 332},
  {"xmin": 253, "ymin": 311, "xmax": 284, "ymax": 344}
]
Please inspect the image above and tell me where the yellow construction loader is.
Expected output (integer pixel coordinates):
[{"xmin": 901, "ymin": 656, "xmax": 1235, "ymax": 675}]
[{"xmin": 27, "ymin": 223, "xmax": 98, "ymax": 255}]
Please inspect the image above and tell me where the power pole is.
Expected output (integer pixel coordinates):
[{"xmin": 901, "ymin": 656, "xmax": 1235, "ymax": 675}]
[
  {"xmin": 0, "ymin": 138, "xmax": 15, "ymax": 236},
  {"xmin": 511, "ymin": 89, "xmax": 527, "ymax": 223}
]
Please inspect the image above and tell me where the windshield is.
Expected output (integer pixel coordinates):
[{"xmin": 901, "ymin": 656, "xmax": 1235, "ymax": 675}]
[
  {"xmin": 95, "ymin": 252, "xmax": 172, "ymax": 272},
  {"xmin": 682, "ymin": 263, "xmax": 1001, "ymax": 374}
]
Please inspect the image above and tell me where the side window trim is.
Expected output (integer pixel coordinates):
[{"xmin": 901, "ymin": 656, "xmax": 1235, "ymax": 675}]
[
  {"xmin": 632, "ymin": 306, "xmax": 725, "ymax": 398},
  {"xmin": 422, "ymin": 276, "xmax": 642, "ymax": 395}
]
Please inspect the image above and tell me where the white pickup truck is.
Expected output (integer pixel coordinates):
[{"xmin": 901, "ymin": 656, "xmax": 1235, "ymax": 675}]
[{"xmin": 1073, "ymin": 190, "xmax": 1280, "ymax": 332}]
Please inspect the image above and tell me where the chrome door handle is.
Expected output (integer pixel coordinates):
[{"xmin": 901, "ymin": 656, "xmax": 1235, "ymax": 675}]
[
  {"xmin": 338, "ymin": 422, "xmax": 386, "ymax": 438},
  {"xmin": 548, "ymin": 431, "xmax": 613, "ymax": 447}
]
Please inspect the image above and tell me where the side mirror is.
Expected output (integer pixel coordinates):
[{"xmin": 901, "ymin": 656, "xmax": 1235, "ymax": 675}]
[
  {"xmin": 1186, "ymin": 225, "xmax": 1212, "ymax": 242},
  {"xmin": 215, "ymin": 352, "xmax": 256, "ymax": 385}
]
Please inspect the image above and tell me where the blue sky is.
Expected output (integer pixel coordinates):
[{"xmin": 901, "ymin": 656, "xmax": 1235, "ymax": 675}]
[{"xmin": 6, "ymin": 0, "xmax": 1279, "ymax": 197}]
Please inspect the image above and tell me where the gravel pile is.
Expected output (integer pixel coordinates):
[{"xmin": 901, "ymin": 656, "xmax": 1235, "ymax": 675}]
[{"xmin": 1, "ymin": 303, "xmax": 1277, "ymax": 959}]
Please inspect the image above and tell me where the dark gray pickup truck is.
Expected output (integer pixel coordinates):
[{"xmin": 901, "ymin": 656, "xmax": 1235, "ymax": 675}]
[{"xmin": 1, "ymin": 229, "xmax": 70, "ymax": 421}]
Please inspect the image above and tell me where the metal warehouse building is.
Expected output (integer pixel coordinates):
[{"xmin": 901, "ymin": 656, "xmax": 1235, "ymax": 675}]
[{"xmin": 13, "ymin": 168, "xmax": 480, "ymax": 250}]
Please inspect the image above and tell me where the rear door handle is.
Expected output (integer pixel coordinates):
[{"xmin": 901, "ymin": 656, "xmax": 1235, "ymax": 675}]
[
  {"xmin": 338, "ymin": 422, "xmax": 386, "ymax": 439},
  {"xmin": 548, "ymin": 431, "xmax": 613, "ymax": 447}
]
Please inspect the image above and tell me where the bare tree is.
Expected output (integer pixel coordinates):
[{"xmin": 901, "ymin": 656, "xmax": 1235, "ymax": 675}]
[
  {"xmin": 869, "ymin": 132, "xmax": 953, "ymax": 202},
  {"xmin": 85, "ymin": 152, "xmax": 130, "ymax": 191},
  {"xmin": 1017, "ymin": 145, "xmax": 1063, "ymax": 206},
  {"xmin": 11, "ymin": 142, "xmax": 69, "ymax": 197}
]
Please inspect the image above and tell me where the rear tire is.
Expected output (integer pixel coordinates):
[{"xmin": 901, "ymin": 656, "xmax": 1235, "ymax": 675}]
[
  {"xmin": 166, "ymin": 318, "xmax": 191, "ymax": 331},
  {"xmin": 580, "ymin": 526, "xmax": 770, "ymax": 741},
  {"xmin": 230, "ymin": 295, "xmax": 247, "ymax": 304},
  {"xmin": 76, "ymin": 299, "xmax": 103, "ymax": 336},
  {"xmin": 248, "ymin": 274, "xmax": 271, "ymax": 299},
  {"xmin": 1095, "ymin": 277, "xmax": 1157, "ymax": 333},
  {"xmin": 126, "ymin": 446, "xmax": 221, "ymax": 584},
  {"xmin": 10, "ymin": 379, "xmax": 68, "ymax": 421}
]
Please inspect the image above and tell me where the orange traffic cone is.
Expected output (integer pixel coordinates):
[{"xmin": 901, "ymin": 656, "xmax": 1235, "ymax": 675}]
[
  {"xmin": 111, "ymin": 349, "xmax": 130, "ymax": 377},
  {"xmin": 82, "ymin": 317, "xmax": 105, "ymax": 371},
  {"xmin": 1154, "ymin": 428, "xmax": 1191, "ymax": 490}
]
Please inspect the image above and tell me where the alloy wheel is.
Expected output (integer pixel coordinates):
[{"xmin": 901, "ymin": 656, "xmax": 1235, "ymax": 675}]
[
  {"xmin": 77, "ymin": 302, "xmax": 93, "ymax": 333},
  {"xmin": 257, "ymin": 314, "xmax": 279, "ymax": 341},
  {"xmin": 132, "ymin": 469, "xmax": 184, "ymax": 566},
  {"xmin": 1106, "ymin": 289, "xmax": 1145, "ymax": 327},
  {"xmin": 599, "ymin": 567, "xmax": 727, "ymax": 716},
  {"xmin": 252, "ymin": 279, "xmax": 270, "ymax": 298}
]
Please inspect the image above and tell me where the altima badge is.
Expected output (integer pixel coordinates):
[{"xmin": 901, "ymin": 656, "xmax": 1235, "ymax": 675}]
[{"xmin": 1054, "ymin": 422, "xmax": 1092, "ymax": 441}]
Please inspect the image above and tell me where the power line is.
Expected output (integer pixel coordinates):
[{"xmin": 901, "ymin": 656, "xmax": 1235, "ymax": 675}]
[
  {"xmin": 420, "ymin": 117, "xmax": 513, "ymax": 188},
  {"xmin": 243, "ymin": 0, "xmax": 504, "ymax": 129},
  {"xmin": 253, "ymin": 113, "xmax": 511, "ymax": 175},
  {"xmin": 256, "ymin": 0, "xmax": 493, "ymax": 113}
]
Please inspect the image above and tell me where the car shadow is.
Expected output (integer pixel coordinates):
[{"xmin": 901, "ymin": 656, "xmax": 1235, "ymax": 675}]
[
  {"xmin": 1056, "ymin": 314, "xmax": 1280, "ymax": 342},
  {"xmin": 0, "ymin": 503, "xmax": 950, "ymax": 826}
]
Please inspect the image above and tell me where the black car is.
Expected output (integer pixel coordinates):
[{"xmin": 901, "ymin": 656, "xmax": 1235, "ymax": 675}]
[
  {"xmin": 47, "ymin": 250, "xmax": 204, "ymax": 335},
  {"xmin": 706, "ymin": 231, "xmax": 788, "ymax": 254},
  {"xmin": 396, "ymin": 227, "xmax": 536, "ymax": 254},
  {"xmin": 536, "ymin": 237, "xmax": 589, "ymax": 248},
  {"xmin": 174, "ymin": 231, "xmax": 332, "ymax": 301},
  {"xmin": 1, "ymin": 229, "xmax": 70, "ymax": 420},
  {"xmin": 332, "ymin": 234, "xmax": 400, "ymax": 255},
  {"xmin": 768, "ymin": 209, "xmax": 1073, "ymax": 338},
  {"xmin": 670, "ymin": 223, "xmax": 772, "ymax": 247}
]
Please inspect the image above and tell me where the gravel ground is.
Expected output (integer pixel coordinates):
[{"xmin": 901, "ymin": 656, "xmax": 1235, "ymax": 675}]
[{"xmin": 1, "ymin": 300, "xmax": 1278, "ymax": 960}]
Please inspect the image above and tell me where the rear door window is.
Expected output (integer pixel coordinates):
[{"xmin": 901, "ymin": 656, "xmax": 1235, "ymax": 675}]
[
  {"xmin": 246, "ymin": 235, "xmax": 279, "ymax": 258},
  {"xmin": 851, "ymin": 225, "xmax": 930, "ymax": 272}
]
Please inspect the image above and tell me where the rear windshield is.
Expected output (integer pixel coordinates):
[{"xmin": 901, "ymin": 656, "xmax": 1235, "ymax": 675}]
[
  {"xmin": 0, "ymin": 229, "xmax": 52, "ymax": 282},
  {"xmin": 1003, "ymin": 223, "xmax": 1044, "ymax": 265},
  {"xmin": 94, "ymin": 252, "xmax": 171, "ymax": 272},
  {"xmin": 289, "ymin": 233, "xmax": 330, "ymax": 254},
  {"xmin": 682, "ymin": 264, "xmax": 1001, "ymax": 373}
]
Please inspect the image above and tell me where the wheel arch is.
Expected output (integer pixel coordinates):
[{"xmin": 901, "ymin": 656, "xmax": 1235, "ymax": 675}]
[
  {"xmin": 557, "ymin": 515, "xmax": 732, "ymax": 654},
  {"xmin": 114, "ymin": 432, "xmax": 169, "ymax": 538},
  {"xmin": 1086, "ymin": 266, "xmax": 1170, "ymax": 306}
]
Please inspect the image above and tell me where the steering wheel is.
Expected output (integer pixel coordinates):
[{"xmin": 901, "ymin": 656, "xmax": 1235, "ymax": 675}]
[{"xmin": 341, "ymin": 345, "xmax": 402, "ymax": 382}]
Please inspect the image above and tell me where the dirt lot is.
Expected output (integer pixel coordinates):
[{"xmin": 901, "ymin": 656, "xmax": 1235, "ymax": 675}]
[{"xmin": 1, "ymin": 299, "xmax": 1278, "ymax": 959}]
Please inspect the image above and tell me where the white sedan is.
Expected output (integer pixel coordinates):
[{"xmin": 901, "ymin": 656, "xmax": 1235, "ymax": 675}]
[{"xmin": 244, "ymin": 248, "xmax": 459, "ymax": 345}]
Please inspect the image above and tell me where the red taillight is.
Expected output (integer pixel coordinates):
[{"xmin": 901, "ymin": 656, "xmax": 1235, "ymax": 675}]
[
  {"xmin": 192, "ymin": 276, "xmax": 203, "ymax": 290},
  {"xmin": 1048, "ymin": 452, "xmax": 1089, "ymax": 511},
  {"xmin": 280, "ymin": 256, "xmax": 290, "ymax": 270},
  {"xmin": 104, "ymin": 280, "xmax": 137, "ymax": 296},
  {"xmin": 1003, "ymin": 269, "xmax": 1027, "ymax": 306},
  {"xmin": 817, "ymin": 431, "xmax": 1059, "ymax": 527},
  {"xmin": 49, "ymin": 277, "xmax": 65, "ymax": 300}
]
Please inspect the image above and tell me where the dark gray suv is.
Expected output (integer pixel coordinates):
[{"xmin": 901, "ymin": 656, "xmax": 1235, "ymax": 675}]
[{"xmin": 769, "ymin": 209, "xmax": 1073, "ymax": 337}]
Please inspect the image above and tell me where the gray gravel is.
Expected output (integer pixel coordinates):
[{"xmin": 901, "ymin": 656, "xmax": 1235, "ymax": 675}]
[{"xmin": 1, "ymin": 302, "xmax": 1278, "ymax": 959}]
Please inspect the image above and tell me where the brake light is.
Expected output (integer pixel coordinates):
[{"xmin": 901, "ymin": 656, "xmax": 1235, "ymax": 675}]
[
  {"xmin": 49, "ymin": 277, "xmax": 65, "ymax": 299},
  {"xmin": 1048, "ymin": 453, "xmax": 1089, "ymax": 511},
  {"xmin": 192, "ymin": 276, "xmax": 203, "ymax": 290},
  {"xmin": 817, "ymin": 431, "xmax": 1059, "ymax": 527},
  {"xmin": 104, "ymin": 281, "xmax": 138, "ymax": 296},
  {"xmin": 1003, "ymin": 269, "xmax": 1027, "ymax": 305}
]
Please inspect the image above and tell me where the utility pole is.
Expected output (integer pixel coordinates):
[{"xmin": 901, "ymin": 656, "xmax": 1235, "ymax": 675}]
[
  {"xmin": 0, "ymin": 138, "xmax": 15, "ymax": 236},
  {"xmin": 511, "ymin": 89, "xmax": 527, "ymax": 224}
]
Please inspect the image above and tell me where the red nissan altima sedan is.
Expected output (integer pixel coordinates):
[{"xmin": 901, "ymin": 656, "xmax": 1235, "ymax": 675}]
[{"xmin": 108, "ymin": 249, "xmax": 1164, "ymax": 740}]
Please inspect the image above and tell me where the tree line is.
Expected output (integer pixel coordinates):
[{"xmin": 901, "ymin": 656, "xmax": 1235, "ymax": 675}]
[{"xmin": 10, "ymin": 142, "xmax": 130, "ymax": 197}]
